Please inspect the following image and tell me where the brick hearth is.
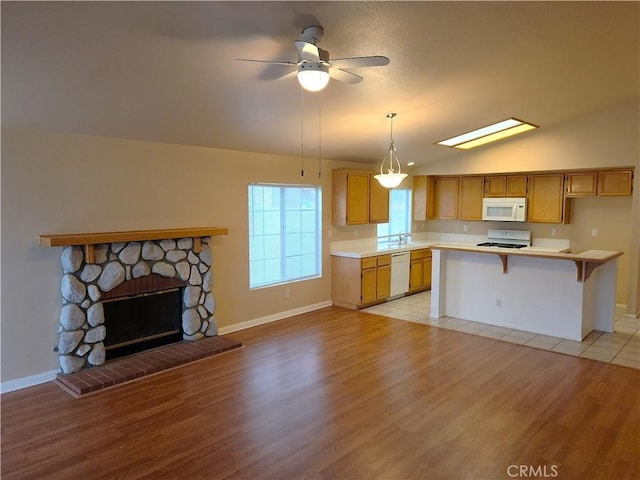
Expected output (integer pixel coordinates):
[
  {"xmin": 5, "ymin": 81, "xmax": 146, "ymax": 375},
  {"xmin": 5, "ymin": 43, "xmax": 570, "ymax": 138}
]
[{"xmin": 55, "ymin": 335, "xmax": 243, "ymax": 397}]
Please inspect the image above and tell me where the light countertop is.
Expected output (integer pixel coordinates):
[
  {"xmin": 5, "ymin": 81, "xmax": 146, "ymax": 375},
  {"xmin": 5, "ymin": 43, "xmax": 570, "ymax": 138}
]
[
  {"xmin": 431, "ymin": 244, "xmax": 622, "ymax": 264},
  {"xmin": 330, "ymin": 237, "xmax": 572, "ymax": 259},
  {"xmin": 330, "ymin": 241, "xmax": 437, "ymax": 259}
]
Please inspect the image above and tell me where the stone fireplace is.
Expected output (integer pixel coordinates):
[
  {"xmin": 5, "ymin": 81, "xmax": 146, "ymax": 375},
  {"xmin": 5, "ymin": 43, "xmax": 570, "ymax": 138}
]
[{"xmin": 45, "ymin": 228, "xmax": 228, "ymax": 374}]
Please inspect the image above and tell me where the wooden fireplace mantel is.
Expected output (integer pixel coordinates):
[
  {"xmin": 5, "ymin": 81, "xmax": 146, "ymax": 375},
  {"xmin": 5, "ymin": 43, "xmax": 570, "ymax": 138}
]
[{"xmin": 39, "ymin": 226, "xmax": 229, "ymax": 263}]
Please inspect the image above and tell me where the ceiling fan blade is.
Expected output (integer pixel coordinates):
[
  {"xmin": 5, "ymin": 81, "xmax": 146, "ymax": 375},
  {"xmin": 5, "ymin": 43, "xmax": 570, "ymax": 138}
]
[
  {"xmin": 330, "ymin": 56, "xmax": 390, "ymax": 69},
  {"xmin": 330, "ymin": 68, "xmax": 363, "ymax": 84},
  {"xmin": 278, "ymin": 70, "xmax": 299, "ymax": 81},
  {"xmin": 235, "ymin": 58, "xmax": 297, "ymax": 66},
  {"xmin": 294, "ymin": 41, "xmax": 320, "ymax": 62}
]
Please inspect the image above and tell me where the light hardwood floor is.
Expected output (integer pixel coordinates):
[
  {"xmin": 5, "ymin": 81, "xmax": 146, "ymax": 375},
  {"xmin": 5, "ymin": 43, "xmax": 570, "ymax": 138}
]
[{"xmin": 2, "ymin": 307, "xmax": 639, "ymax": 479}]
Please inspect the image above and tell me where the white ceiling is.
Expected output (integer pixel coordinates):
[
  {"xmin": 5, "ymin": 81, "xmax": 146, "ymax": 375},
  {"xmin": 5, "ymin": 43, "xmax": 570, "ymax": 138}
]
[{"xmin": 2, "ymin": 1, "xmax": 639, "ymax": 167}]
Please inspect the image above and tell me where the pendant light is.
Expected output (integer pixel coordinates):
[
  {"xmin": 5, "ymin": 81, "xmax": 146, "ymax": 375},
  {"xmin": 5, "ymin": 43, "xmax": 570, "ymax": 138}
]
[{"xmin": 374, "ymin": 113, "xmax": 408, "ymax": 189}]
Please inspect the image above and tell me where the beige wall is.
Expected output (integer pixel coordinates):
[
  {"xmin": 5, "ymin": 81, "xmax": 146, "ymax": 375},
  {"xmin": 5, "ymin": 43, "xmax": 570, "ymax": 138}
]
[
  {"xmin": 0, "ymin": 128, "xmax": 366, "ymax": 382},
  {"xmin": 412, "ymin": 100, "xmax": 640, "ymax": 311},
  {"xmin": 2, "ymin": 100, "xmax": 638, "ymax": 383}
]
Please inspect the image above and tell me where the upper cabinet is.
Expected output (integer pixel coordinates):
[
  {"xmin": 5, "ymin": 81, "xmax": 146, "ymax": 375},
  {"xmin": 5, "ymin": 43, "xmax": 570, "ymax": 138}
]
[
  {"xmin": 412, "ymin": 175, "xmax": 459, "ymax": 220},
  {"xmin": 528, "ymin": 173, "xmax": 571, "ymax": 224},
  {"xmin": 369, "ymin": 175, "xmax": 391, "ymax": 223},
  {"xmin": 484, "ymin": 174, "xmax": 528, "ymax": 197},
  {"xmin": 411, "ymin": 167, "xmax": 632, "ymax": 225},
  {"xmin": 412, "ymin": 175, "xmax": 435, "ymax": 221},
  {"xmin": 565, "ymin": 171, "xmax": 598, "ymax": 197},
  {"xmin": 332, "ymin": 169, "xmax": 389, "ymax": 226},
  {"xmin": 598, "ymin": 169, "xmax": 633, "ymax": 196},
  {"xmin": 565, "ymin": 169, "xmax": 633, "ymax": 197},
  {"xmin": 434, "ymin": 176, "xmax": 459, "ymax": 220},
  {"xmin": 458, "ymin": 176, "xmax": 484, "ymax": 221}
]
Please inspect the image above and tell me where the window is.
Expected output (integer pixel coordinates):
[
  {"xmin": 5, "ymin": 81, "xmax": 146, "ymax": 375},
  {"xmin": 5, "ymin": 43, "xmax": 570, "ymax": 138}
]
[
  {"xmin": 377, "ymin": 188, "xmax": 412, "ymax": 238},
  {"xmin": 248, "ymin": 184, "xmax": 322, "ymax": 289}
]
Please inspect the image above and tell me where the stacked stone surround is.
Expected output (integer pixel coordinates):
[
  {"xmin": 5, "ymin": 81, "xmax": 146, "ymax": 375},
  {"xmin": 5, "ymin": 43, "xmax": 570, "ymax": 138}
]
[{"xmin": 57, "ymin": 237, "xmax": 217, "ymax": 374}]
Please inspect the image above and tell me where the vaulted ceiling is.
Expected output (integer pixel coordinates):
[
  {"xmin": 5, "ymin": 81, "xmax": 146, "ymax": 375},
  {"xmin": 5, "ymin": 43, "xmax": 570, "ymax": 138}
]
[{"xmin": 2, "ymin": 1, "xmax": 638, "ymax": 167}]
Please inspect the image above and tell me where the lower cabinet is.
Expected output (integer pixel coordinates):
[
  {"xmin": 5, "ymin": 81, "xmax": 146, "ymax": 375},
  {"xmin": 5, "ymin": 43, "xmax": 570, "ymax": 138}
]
[
  {"xmin": 332, "ymin": 254, "xmax": 391, "ymax": 309},
  {"xmin": 409, "ymin": 249, "xmax": 432, "ymax": 293}
]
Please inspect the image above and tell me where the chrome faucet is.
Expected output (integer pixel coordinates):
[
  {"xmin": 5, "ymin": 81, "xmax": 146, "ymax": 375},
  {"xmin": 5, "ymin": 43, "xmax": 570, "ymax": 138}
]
[{"xmin": 397, "ymin": 232, "xmax": 412, "ymax": 246}]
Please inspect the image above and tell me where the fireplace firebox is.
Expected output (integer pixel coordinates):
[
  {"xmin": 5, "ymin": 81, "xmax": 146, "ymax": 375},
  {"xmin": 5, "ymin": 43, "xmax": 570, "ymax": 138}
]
[{"xmin": 103, "ymin": 288, "xmax": 183, "ymax": 359}]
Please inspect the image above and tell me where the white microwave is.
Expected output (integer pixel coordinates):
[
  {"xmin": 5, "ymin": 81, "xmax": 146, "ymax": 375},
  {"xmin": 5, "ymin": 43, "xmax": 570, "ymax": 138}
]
[{"xmin": 482, "ymin": 197, "xmax": 527, "ymax": 222}]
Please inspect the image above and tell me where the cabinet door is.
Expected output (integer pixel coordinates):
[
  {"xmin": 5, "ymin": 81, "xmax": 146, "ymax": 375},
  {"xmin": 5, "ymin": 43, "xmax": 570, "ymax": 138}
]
[
  {"xmin": 369, "ymin": 176, "xmax": 390, "ymax": 223},
  {"xmin": 598, "ymin": 170, "xmax": 633, "ymax": 196},
  {"xmin": 434, "ymin": 177, "xmax": 459, "ymax": 219},
  {"xmin": 422, "ymin": 257, "xmax": 432, "ymax": 289},
  {"xmin": 565, "ymin": 172, "xmax": 597, "ymax": 197},
  {"xmin": 347, "ymin": 172, "xmax": 370, "ymax": 224},
  {"xmin": 484, "ymin": 176, "xmax": 507, "ymax": 197},
  {"xmin": 376, "ymin": 264, "xmax": 391, "ymax": 299},
  {"xmin": 412, "ymin": 175, "xmax": 435, "ymax": 221},
  {"xmin": 506, "ymin": 175, "xmax": 528, "ymax": 197},
  {"xmin": 361, "ymin": 268, "xmax": 377, "ymax": 304},
  {"xmin": 528, "ymin": 173, "xmax": 569, "ymax": 223},
  {"xmin": 409, "ymin": 259, "xmax": 424, "ymax": 292},
  {"xmin": 485, "ymin": 175, "xmax": 527, "ymax": 197},
  {"xmin": 458, "ymin": 176, "xmax": 484, "ymax": 221}
]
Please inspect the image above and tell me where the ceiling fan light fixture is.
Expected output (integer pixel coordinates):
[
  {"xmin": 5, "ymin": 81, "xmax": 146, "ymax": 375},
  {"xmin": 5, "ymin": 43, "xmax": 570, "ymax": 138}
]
[
  {"xmin": 297, "ymin": 63, "xmax": 330, "ymax": 92},
  {"xmin": 375, "ymin": 113, "xmax": 408, "ymax": 189},
  {"xmin": 435, "ymin": 118, "xmax": 538, "ymax": 149}
]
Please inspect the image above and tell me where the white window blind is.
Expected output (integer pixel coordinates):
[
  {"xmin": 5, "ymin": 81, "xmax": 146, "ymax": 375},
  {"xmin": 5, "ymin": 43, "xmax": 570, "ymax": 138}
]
[{"xmin": 248, "ymin": 184, "xmax": 322, "ymax": 289}]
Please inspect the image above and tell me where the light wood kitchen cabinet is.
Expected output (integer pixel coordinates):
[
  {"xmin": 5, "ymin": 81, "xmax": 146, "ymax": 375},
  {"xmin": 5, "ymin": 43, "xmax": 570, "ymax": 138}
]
[
  {"xmin": 565, "ymin": 171, "xmax": 598, "ymax": 197},
  {"xmin": 598, "ymin": 169, "xmax": 633, "ymax": 196},
  {"xmin": 332, "ymin": 169, "xmax": 389, "ymax": 226},
  {"xmin": 375, "ymin": 255, "xmax": 392, "ymax": 299},
  {"xmin": 369, "ymin": 175, "xmax": 390, "ymax": 223},
  {"xmin": 434, "ymin": 176, "xmax": 459, "ymax": 220},
  {"xmin": 412, "ymin": 175, "xmax": 435, "ymax": 221},
  {"xmin": 564, "ymin": 169, "xmax": 633, "ymax": 197},
  {"xmin": 457, "ymin": 176, "xmax": 484, "ymax": 221},
  {"xmin": 484, "ymin": 174, "xmax": 528, "ymax": 197},
  {"xmin": 528, "ymin": 173, "xmax": 570, "ymax": 224},
  {"xmin": 331, "ymin": 254, "xmax": 391, "ymax": 309},
  {"xmin": 409, "ymin": 249, "xmax": 432, "ymax": 293}
]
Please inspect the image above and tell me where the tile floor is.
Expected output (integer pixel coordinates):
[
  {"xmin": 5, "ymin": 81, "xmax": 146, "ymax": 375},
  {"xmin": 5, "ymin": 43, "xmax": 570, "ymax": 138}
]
[{"xmin": 363, "ymin": 291, "xmax": 640, "ymax": 370}]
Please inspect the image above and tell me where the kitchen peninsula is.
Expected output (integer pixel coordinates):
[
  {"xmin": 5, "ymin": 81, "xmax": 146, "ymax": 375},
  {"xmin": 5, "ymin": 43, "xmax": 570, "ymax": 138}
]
[{"xmin": 430, "ymin": 246, "xmax": 622, "ymax": 341}]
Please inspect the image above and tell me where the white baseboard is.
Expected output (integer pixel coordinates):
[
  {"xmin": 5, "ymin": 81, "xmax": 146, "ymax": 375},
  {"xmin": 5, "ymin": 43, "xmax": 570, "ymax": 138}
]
[
  {"xmin": 218, "ymin": 300, "xmax": 333, "ymax": 335},
  {"xmin": 1, "ymin": 369, "xmax": 59, "ymax": 395},
  {"xmin": 2, "ymin": 301, "xmax": 334, "ymax": 394}
]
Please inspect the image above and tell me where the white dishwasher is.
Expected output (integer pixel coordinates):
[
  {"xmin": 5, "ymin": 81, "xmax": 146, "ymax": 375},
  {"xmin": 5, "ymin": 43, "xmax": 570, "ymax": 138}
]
[{"xmin": 390, "ymin": 251, "xmax": 410, "ymax": 297}]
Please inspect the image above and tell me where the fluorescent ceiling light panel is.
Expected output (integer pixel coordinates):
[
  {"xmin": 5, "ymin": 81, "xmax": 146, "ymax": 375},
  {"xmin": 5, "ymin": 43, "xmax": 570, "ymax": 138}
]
[{"xmin": 436, "ymin": 118, "xmax": 538, "ymax": 149}]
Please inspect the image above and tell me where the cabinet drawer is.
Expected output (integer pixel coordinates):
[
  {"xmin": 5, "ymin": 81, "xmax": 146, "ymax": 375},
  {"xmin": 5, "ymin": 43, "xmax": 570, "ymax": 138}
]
[
  {"xmin": 377, "ymin": 254, "xmax": 391, "ymax": 267},
  {"xmin": 410, "ymin": 248, "xmax": 431, "ymax": 260},
  {"xmin": 361, "ymin": 257, "xmax": 377, "ymax": 269}
]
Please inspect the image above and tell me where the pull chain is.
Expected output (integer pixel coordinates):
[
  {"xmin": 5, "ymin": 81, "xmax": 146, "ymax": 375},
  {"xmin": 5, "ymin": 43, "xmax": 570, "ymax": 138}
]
[
  {"xmin": 300, "ymin": 86, "xmax": 305, "ymax": 177},
  {"xmin": 318, "ymin": 91, "xmax": 322, "ymax": 179}
]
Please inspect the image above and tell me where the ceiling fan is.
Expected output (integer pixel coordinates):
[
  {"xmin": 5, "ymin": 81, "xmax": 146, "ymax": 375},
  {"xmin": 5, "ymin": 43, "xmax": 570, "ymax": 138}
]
[{"xmin": 236, "ymin": 26, "xmax": 390, "ymax": 92}]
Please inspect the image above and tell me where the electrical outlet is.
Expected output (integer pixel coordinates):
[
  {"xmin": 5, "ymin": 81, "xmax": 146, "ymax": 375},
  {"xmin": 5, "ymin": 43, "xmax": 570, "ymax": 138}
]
[
  {"xmin": 551, "ymin": 228, "xmax": 557, "ymax": 236},
  {"xmin": 592, "ymin": 228, "xmax": 598, "ymax": 237},
  {"xmin": 463, "ymin": 224, "xmax": 469, "ymax": 232},
  {"xmin": 285, "ymin": 289, "xmax": 290, "ymax": 299},
  {"xmin": 354, "ymin": 229, "xmax": 358, "ymax": 236}
]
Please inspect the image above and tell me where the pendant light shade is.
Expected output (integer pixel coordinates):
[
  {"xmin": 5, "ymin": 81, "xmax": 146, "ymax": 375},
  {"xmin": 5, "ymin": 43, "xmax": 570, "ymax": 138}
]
[{"xmin": 374, "ymin": 113, "xmax": 407, "ymax": 189}]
